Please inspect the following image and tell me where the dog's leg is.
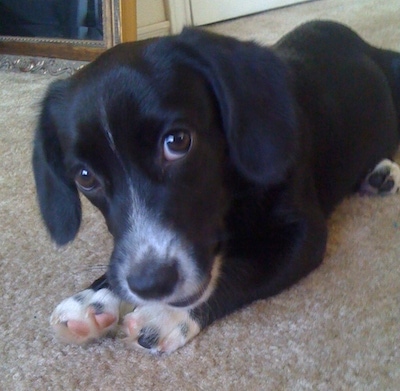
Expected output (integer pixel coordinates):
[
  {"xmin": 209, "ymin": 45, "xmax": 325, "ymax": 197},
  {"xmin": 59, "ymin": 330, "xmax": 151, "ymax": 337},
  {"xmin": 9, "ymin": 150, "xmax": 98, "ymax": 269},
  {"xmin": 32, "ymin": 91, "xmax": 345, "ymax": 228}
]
[
  {"xmin": 50, "ymin": 275, "xmax": 132, "ymax": 344},
  {"xmin": 121, "ymin": 305, "xmax": 201, "ymax": 355},
  {"xmin": 51, "ymin": 213, "xmax": 326, "ymax": 352},
  {"xmin": 120, "ymin": 260, "xmax": 222, "ymax": 354},
  {"xmin": 51, "ymin": 278, "xmax": 202, "ymax": 350},
  {"xmin": 121, "ymin": 209, "xmax": 328, "ymax": 354},
  {"xmin": 360, "ymin": 159, "xmax": 400, "ymax": 195}
]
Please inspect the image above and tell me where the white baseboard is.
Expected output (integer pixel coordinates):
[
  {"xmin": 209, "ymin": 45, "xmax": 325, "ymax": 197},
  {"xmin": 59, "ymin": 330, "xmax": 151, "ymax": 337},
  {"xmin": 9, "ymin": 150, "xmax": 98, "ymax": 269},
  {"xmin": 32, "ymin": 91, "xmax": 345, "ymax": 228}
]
[{"xmin": 137, "ymin": 21, "xmax": 171, "ymax": 40}]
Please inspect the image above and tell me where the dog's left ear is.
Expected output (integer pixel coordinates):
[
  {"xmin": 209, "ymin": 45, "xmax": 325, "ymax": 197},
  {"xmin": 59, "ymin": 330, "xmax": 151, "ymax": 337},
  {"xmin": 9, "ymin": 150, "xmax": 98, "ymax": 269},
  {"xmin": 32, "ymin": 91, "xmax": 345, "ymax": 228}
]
[
  {"xmin": 175, "ymin": 29, "xmax": 298, "ymax": 185},
  {"xmin": 32, "ymin": 80, "xmax": 82, "ymax": 246}
]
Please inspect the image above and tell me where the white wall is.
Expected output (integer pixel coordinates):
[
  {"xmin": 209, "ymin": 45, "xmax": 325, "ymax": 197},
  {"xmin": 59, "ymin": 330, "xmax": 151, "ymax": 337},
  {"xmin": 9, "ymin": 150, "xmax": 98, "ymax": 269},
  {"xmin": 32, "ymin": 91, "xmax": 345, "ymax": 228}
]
[
  {"xmin": 136, "ymin": 0, "xmax": 310, "ymax": 39},
  {"xmin": 190, "ymin": 0, "xmax": 310, "ymax": 26},
  {"xmin": 137, "ymin": 0, "xmax": 167, "ymax": 27},
  {"xmin": 137, "ymin": 0, "xmax": 170, "ymax": 39}
]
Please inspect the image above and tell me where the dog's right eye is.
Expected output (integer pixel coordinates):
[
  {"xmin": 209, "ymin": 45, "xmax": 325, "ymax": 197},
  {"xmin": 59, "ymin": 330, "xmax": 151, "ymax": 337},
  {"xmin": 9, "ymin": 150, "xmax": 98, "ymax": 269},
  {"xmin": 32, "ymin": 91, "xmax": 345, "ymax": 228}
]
[
  {"xmin": 75, "ymin": 168, "xmax": 100, "ymax": 192},
  {"xmin": 163, "ymin": 130, "xmax": 193, "ymax": 162}
]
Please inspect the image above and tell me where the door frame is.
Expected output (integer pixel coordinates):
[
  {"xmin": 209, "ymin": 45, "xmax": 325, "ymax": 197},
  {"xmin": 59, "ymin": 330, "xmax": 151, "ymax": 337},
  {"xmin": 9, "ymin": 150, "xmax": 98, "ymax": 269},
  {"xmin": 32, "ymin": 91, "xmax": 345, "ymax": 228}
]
[{"xmin": 166, "ymin": 0, "xmax": 193, "ymax": 34}]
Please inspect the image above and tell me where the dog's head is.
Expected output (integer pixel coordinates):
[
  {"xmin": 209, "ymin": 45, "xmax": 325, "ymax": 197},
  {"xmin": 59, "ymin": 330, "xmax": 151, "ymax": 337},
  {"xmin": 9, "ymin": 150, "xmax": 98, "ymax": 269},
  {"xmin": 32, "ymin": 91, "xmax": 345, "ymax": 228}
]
[{"xmin": 33, "ymin": 29, "xmax": 297, "ymax": 307}]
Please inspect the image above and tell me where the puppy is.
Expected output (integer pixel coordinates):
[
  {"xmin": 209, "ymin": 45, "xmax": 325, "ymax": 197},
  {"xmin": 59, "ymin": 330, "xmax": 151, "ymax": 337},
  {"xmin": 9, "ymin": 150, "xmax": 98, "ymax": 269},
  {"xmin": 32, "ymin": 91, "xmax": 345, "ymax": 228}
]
[{"xmin": 32, "ymin": 20, "xmax": 400, "ymax": 353}]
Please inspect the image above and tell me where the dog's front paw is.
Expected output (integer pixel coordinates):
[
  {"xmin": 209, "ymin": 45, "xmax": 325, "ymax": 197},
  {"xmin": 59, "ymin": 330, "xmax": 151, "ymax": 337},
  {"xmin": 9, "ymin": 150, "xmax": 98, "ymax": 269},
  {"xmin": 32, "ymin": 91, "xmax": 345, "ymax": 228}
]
[
  {"xmin": 361, "ymin": 159, "xmax": 400, "ymax": 195},
  {"xmin": 50, "ymin": 288, "xmax": 121, "ymax": 344},
  {"xmin": 122, "ymin": 305, "xmax": 201, "ymax": 354}
]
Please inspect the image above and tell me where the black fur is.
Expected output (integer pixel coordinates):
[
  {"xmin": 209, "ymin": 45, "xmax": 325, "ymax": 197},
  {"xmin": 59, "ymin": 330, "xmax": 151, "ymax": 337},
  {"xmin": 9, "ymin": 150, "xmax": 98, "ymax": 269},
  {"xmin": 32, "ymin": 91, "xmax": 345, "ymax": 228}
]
[{"xmin": 33, "ymin": 21, "xmax": 400, "ymax": 330}]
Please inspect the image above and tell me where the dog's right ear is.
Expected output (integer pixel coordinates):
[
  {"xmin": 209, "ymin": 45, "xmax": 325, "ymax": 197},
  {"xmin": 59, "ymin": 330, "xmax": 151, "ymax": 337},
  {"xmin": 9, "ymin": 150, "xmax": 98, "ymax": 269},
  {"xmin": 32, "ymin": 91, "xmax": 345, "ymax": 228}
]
[
  {"xmin": 32, "ymin": 80, "xmax": 81, "ymax": 246},
  {"xmin": 170, "ymin": 28, "xmax": 298, "ymax": 186}
]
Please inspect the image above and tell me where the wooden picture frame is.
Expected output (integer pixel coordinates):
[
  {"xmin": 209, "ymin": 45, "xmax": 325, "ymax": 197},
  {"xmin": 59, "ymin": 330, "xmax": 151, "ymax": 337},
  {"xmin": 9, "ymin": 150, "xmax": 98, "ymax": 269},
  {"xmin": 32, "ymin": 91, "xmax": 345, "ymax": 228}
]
[{"xmin": 0, "ymin": 0, "xmax": 136, "ymax": 62}]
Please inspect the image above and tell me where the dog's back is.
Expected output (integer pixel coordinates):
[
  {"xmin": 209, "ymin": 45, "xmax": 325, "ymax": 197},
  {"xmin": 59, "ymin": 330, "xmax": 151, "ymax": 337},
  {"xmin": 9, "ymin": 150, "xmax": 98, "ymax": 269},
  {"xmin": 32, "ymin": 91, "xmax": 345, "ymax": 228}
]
[
  {"xmin": 274, "ymin": 21, "xmax": 400, "ymax": 214},
  {"xmin": 372, "ymin": 47, "xmax": 400, "ymax": 123}
]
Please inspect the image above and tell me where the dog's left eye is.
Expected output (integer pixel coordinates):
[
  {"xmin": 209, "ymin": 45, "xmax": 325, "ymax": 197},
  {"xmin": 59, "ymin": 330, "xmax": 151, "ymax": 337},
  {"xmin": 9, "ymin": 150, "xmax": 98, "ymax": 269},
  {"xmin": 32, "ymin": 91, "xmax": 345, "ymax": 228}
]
[
  {"xmin": 75, "ymin": 168, "xmax": 101, "ymax": 192},
  {"xmin": 163, "ymin": 130, "xmax": 192, "ymax": 161}
]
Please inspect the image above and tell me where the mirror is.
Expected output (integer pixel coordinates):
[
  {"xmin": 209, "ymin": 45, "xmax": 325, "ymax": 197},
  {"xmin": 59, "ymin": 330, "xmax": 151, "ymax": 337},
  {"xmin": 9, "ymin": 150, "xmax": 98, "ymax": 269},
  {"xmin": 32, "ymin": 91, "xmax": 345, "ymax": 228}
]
[{"xmin": 0, "ymin": 0, "xmax": 136, "ymax": 61}]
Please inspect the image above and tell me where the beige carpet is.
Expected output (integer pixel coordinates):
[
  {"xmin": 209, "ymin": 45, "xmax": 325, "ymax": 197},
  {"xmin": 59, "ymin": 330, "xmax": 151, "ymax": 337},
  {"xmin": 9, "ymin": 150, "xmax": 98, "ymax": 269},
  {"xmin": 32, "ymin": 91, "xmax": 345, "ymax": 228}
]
[{"xmin": 1, "ymin": 0, "xmax": 399, "ymax": 389}]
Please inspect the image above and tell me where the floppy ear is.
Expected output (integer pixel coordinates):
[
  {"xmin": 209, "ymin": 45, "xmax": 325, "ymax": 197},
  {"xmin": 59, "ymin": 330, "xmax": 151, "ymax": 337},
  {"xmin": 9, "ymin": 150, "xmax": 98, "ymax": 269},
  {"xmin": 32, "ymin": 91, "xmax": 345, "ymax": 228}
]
[
  {"xmin": 175, "ymin": 29, "xmax": 298, "ymax": 185},
  {"xmin": 32, "ymin": 80, "xmax": 81, "ymax": 245}
]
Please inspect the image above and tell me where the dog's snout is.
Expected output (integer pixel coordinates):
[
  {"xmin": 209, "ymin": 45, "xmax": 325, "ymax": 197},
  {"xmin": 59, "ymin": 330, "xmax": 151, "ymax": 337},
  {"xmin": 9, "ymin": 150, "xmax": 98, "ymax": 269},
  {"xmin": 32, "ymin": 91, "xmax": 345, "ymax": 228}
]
[{"xmin": 127, "ymin": 260, "xmax": 179, "ymax": 300}]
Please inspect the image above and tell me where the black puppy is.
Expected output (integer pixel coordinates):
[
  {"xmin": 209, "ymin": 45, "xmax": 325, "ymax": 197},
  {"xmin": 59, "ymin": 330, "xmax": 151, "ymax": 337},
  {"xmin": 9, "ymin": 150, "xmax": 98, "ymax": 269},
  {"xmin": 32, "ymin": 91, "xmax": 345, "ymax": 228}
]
[{"xmin": 33, "ymin": 21, "xmax": 400, "ymax": 353}]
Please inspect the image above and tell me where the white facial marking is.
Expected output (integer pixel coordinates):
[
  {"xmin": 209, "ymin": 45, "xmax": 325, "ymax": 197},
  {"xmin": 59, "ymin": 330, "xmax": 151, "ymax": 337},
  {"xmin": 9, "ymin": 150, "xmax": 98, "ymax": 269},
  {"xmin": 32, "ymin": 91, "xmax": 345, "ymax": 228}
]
[{"xmin": 113, "ymin": 187, "xmax": 216, "ymax": 307}]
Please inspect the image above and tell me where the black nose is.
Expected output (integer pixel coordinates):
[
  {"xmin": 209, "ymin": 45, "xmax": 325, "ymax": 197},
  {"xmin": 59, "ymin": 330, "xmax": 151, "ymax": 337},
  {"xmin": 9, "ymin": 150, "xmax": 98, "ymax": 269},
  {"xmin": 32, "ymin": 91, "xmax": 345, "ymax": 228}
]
[{"xmin": 127, "ymin": 261, "xmax": 179, "ymax": 300}]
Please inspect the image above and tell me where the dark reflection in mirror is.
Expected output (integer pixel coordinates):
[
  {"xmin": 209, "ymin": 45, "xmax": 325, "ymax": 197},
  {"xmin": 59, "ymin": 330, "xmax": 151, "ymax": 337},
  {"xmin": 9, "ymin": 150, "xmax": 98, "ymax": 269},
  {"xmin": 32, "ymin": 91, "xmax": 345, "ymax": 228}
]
[{"xmin": 0, "ymin": 0, "xmax": 103, "ymax": 40}]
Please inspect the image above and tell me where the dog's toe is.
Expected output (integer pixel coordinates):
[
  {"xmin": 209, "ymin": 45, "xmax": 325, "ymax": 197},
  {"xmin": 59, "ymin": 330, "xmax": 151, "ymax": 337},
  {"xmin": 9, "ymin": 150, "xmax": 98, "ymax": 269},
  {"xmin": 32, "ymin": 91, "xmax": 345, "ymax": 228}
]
[
  {"xmin": 50, "ymin": 288, "xmax": 121, "ymax": 344},
  {"xmin": 137, "ymin": 326, "xmax": 161, "ymax": 349},
  {"xmin": 360, "ymin": 159, "xmax": 400, "ymax": 195},
  {"xmin": 122, "ymin": 305, "xmax": 200, "ymax": 354}
]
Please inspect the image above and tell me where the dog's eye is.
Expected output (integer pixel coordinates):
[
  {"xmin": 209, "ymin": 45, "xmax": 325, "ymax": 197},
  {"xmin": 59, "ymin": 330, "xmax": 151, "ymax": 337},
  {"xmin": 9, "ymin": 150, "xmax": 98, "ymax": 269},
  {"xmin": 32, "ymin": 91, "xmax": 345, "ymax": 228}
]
[
  {"xmin": 163, "ymin": 130, "xmax": 192, "ymax": 161},
  {"xmin": 75, "ymin": 168, "xmax": 100, "ymax": 192}
]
